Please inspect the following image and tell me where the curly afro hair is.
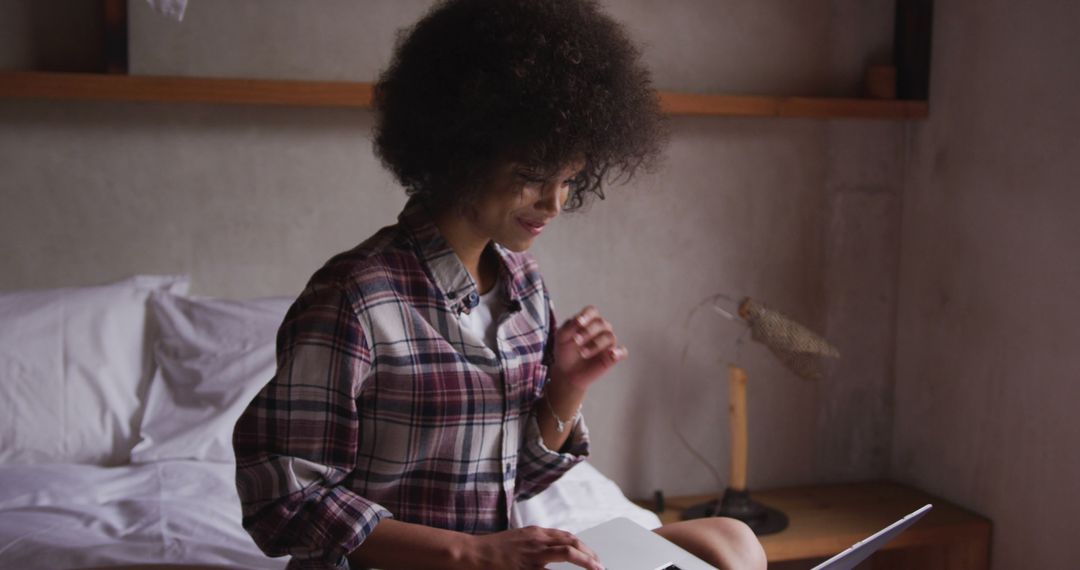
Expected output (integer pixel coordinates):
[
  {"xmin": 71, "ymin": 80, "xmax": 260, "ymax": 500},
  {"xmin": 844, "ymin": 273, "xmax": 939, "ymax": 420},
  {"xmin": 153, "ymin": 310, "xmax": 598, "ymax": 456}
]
[{"xmin": 373, "ymin": 0, "xmax": 667, "ymax": 212}]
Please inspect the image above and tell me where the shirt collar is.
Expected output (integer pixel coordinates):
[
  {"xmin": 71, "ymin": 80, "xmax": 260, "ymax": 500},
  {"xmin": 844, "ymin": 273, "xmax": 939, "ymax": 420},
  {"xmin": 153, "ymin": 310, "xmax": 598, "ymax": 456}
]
[{"xmin": 398, "ymin": 197, "xmax": 527, "ymax": 315}]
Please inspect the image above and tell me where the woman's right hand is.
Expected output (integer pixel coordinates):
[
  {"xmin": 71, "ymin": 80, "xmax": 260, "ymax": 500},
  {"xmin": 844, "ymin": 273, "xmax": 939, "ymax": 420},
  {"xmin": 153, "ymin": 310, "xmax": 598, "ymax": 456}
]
[{"xmin": 467, "ymin": 526, "xmax": 604, "ymax": 570}]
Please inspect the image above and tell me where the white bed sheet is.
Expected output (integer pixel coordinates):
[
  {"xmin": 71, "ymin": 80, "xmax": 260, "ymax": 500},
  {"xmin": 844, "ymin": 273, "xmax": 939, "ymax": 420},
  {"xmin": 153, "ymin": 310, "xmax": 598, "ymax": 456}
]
[
  {"xmin": 0, "ymin": 460, "xmax": 285, "ymax": 569},
  {"xmin": 0, "ymin": 460, "xmax": 660, "ymax": 569},
  {"xmin": 512, "ymin": 461, "xmax": 662, "ymax": 533}
]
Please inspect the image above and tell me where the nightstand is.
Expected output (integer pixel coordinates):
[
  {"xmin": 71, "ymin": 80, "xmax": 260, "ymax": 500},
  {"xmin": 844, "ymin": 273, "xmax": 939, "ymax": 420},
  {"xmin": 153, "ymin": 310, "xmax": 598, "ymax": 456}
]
[{"xmin": 640, "ymin": 481, "xmax": 990, "ymax": 569}]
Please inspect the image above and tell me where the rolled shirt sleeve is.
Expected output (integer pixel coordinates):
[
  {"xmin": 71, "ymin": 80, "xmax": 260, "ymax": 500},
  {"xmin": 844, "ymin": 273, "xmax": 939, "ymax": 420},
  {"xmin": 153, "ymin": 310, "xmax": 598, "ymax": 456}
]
[
  {"xmin": 513, "ymin": 402, "xmax": 590, "ymax": 501},
  {"xmin": 513, "ymin": 295, "xmax": 591, "ymax": 501},
  {"xmin": 233, "ymin": 284, "xmax": 391, "ymax": 568}
]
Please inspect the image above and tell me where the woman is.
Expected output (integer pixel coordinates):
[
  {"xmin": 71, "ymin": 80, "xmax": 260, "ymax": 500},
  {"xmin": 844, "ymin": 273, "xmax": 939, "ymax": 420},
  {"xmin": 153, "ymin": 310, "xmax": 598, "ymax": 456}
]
[{"xmin": 233, "ymin": 1, "xmax": 766, "ymax": 569}]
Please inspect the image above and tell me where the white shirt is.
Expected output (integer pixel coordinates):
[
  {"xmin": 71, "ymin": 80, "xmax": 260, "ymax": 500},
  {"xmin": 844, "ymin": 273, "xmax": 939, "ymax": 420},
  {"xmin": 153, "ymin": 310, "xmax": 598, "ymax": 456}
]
[{"xmin": 458, "ymin": 280, "xmax": 505, "ymax": 349}]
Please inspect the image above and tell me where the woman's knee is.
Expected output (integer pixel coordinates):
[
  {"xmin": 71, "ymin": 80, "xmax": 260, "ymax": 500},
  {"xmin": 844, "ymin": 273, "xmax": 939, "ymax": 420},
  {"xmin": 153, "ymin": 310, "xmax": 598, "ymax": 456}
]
[
  {"xmin": 655, "ymin": 517, "xmax": 767, "ymax": 570},
  {"xmin": 712, "ymin": 517, "xmax": 767, "ymax": 570}
]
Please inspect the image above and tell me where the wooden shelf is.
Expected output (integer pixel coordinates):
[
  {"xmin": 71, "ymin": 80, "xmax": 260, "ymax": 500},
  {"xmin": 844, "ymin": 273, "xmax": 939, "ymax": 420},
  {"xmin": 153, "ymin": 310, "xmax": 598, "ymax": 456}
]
[
  {"xmin": 660, "ymin": 90, "xmax": 927, "ymax": 119},
  {"xmin": 0, "ymin": 71, "xmax": 927, "ymax": 120},
  {"xmin": 0, "ymin": 71, "xmax": 373, "ymax": 108}
]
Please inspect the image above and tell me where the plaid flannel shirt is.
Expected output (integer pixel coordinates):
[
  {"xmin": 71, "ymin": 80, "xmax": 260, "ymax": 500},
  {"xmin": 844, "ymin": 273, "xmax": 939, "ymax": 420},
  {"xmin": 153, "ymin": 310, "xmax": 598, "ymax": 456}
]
[{"xmin": 233, "ymin": 198, "xmax": 589, "ymax": 569}]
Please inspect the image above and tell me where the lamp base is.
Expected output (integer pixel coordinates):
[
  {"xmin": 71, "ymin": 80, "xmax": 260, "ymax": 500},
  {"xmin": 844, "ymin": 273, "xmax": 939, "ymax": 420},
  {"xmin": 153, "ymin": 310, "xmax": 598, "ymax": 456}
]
[{"xmin": 681, "ymin": 488, "xmax": 789, "ymax": 536}]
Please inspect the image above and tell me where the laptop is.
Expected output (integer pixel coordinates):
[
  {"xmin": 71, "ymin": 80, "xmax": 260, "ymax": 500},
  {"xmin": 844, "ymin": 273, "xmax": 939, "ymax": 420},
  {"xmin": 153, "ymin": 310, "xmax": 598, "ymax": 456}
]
[{"xmin": 547, "ymin": 504, "xmax": 933, "ymax": 570}]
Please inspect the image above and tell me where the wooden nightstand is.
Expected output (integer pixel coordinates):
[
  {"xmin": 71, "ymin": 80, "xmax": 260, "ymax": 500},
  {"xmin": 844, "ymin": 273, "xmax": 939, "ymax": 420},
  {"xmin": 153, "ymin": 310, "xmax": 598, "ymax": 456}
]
[{"xmin": 640, "ymin": 481, "xmax": 991, "ymax": 569}]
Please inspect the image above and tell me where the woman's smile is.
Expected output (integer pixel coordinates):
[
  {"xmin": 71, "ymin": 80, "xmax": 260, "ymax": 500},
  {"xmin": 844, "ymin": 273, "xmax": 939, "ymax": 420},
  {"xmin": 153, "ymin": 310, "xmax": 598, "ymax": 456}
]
[{"xmin": 517, "ymin": 217, "xmax": 549, "ymax": 236}]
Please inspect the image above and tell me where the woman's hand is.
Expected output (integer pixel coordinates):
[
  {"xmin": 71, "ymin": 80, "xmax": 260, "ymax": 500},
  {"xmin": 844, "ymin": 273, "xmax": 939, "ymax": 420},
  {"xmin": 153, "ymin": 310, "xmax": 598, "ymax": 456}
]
[
  {"xmin": 467, "ymin": 526, "xmax": 604, "ymax": 570},
  {"xmin": 550, "ymin": 305, "xmax": 628, "ymax": 391}
]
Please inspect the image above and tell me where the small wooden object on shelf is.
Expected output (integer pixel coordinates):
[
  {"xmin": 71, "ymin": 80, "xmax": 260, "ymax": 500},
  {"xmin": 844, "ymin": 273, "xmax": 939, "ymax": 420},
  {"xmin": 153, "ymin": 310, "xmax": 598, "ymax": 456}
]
[{"xmin": 865, "ymin": 65, "xmax": 899, "ymax": 100}]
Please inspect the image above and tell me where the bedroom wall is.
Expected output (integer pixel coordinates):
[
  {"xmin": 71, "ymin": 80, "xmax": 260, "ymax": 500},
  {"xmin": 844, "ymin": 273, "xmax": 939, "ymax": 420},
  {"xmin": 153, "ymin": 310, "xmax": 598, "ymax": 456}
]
[
  {"xmin": 891, "ymin": 1, "xmax": 1080, "ymax": 568},
  {"xmin": 0, "ymin": 0, "xmax": 904, "ymax": 500}
]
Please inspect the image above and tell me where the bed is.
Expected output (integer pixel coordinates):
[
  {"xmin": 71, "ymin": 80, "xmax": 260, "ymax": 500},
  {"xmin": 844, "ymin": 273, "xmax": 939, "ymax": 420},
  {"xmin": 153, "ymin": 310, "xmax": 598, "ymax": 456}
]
[{"xmin": 0, "ymin": 275, "xmax": 659, "ymax": 569}]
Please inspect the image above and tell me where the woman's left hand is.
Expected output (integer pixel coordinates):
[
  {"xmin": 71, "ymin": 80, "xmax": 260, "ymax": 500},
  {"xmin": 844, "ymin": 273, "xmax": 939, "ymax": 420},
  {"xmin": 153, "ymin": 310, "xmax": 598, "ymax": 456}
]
[{"xmin": 550, "ymin": 305, "xmax": 628, "ymax": 391}]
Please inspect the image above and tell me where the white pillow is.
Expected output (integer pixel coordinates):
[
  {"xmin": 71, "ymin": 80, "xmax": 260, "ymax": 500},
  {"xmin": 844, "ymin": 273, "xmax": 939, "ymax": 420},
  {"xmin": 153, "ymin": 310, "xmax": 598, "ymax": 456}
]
[
  {"xmin": 130, "ymin": 291, "xmax": 291, "ymax": 463},
  {"xmin": 0, "ymin": 275, "xmax": 190, "ymax": 466}
]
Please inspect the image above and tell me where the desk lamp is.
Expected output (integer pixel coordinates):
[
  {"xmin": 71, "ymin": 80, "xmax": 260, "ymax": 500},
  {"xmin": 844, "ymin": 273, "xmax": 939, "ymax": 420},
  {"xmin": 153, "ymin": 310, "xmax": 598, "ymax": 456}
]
[{"xmin": 682, "ymin": 296, "xmax": 840, "ymax": 535}]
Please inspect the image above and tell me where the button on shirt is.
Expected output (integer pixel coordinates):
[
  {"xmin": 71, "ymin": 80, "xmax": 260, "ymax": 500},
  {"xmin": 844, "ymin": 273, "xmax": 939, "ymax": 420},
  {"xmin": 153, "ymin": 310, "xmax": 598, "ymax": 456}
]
[
  {"xmin": 232, "ymin": 198, "xmax": 589, "ymax": 569},
  {"xmin": 458, "ymin": 278, "xmax": 506, "ymax": 350}
]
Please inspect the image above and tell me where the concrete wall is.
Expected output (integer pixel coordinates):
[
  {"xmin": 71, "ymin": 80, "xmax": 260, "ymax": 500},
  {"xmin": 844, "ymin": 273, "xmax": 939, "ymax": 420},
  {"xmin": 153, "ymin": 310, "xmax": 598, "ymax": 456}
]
[
  {"xmin": 0, "ymin": 0, "xmax": 903, "ymax": 502},
  {"xmin": 892, "ymin": 1, "xmax": 1080, "ymax": 568}
]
